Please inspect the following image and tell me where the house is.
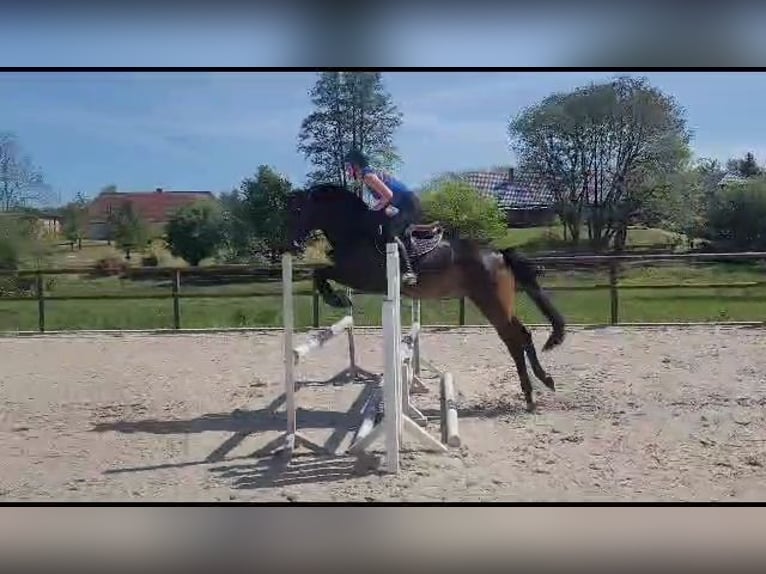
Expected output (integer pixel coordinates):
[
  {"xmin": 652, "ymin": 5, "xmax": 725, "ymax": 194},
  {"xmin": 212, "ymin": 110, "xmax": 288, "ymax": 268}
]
[
  {"xmin": 453, "ymin": 167, "xmax": 558, "ymax": 227},
  {"xmin": 717, "ymin": 172, "xmax": 749, "ymax": 188},
  {"xmin": 35, "ymin": 210, "xmax": 63, "ymax": 236},
  {"xmin": 86, "ymin": 187, "xmax": 215, "ymax": 240},
  {"xmin": 0, "ymin": 208, "xmax": 62, "ymax": 237}
]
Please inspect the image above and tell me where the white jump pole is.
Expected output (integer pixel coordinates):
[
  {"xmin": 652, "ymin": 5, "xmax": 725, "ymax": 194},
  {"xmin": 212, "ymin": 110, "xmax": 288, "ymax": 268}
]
[
  {"xmin": 440, "ymin": 372, "xmax": 461, "ymax": 447},
  {"xmin": 293, "ymin": 315, "xmax": 354, "ymax": 362}
]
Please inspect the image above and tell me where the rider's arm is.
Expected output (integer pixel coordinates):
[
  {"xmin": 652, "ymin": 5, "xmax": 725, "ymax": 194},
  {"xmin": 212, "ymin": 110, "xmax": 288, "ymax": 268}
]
[{"xmin": 362, "ymin": 172, "xmax": 394, "ymax": 205}]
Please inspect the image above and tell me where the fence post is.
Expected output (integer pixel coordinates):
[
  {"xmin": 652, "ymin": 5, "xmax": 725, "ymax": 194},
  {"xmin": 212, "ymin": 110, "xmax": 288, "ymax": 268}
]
[
  {"xmin": 609, "ymin": 259, "xmax": 619, "ymax": 325},
  {"xmin": 36, "ymin": 272, "xmax": 45, "ymax": 333},
  {"xmin": 172, "ymin": 269, "xmax": 181, "ymax": 329},
  {"xmin": 458, "ymin": 297, "xmax": 466, "ymax": 326}
]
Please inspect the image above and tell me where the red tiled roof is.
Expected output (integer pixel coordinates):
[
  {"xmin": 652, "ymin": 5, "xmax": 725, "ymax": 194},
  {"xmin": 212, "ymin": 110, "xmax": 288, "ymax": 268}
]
[{"xmin": 87, "ymin": 189, "xmax": 215, "ymax": 224}]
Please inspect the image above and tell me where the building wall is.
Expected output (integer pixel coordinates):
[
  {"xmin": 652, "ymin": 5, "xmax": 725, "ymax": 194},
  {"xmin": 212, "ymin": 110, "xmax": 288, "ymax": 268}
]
[
  {"xmin": 38, "ymin": 218, "xmax": 62, "ymax": 236},
  {"xmin": 86, "ymin": 220, "xmax": 167, "ymax": 241},
  {"xmin": 87, "ymin": 221, "xmax": 111, "ymax": 240}
]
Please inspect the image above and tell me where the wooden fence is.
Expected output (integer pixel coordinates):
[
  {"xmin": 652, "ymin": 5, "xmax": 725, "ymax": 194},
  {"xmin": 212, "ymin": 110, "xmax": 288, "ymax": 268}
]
[{"xmin": 1, "ymin": 251, "xmax": 765, "ymax": 333}]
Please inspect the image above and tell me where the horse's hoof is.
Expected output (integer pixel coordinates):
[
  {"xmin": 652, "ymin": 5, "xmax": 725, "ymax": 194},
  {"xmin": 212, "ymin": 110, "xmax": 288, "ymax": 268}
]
[
  {"xmin": 402, "ymin": 273, "xmax": 418, "ymax": 286},
  {"xmin": 525, "ymin": 400, "xmax": 536, "ymax": 413},
  {"xmin": 542, "ymin": 376, "xmax": 556, "ymax": 392},
  {"xmin": 543, "ymin": 330, "xmax": 565, "ymax": 351}
]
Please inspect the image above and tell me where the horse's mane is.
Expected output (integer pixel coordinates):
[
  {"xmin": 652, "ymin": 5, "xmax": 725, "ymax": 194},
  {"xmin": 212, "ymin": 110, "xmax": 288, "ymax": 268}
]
[{"xmin": 305, "ymin": 183, "xmax": 369, "ymax": 213}]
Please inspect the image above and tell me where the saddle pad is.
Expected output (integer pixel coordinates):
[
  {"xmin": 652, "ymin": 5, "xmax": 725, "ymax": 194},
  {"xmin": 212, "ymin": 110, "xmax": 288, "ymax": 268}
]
[{"xmin": 409, "ymin": 230, "xmax": 443, "ymax": 259}]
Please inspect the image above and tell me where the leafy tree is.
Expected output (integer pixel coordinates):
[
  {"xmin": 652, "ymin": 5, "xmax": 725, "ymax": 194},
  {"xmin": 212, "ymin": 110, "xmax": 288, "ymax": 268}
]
[
  {"xmin": 0, "ymin": 132, "xmax": 52, "ymax": 212},
  {"xmin": 113, "ymin": 202, "xmax": 150, "ymax": 260},
  {"xmin": 165, "ymin": 199, "xmax": 226, "ymax": 266},
  {"xmin": 0, "ymin": 214, "xmax": 23, "ymax": 270},
  {"xmin": 237, "ymin": 166, "xmax": 294, "ymax": 263},
  {"xmin": 726, "ymin": 152, "xmax": 762, "ymax": 178},
  {"xmin": 217, "ymin": 189, "xmax": 259, "ymax": 263},
  {"xmin": 61, "ymin": 192, "xmax": 90, "ymax": 251},
  {"xmin": 218, "ymin": 166, "xmax": 294, "ymax": 264},
  {"xmin": 297, "ymin": 72, "xmax": 403, "ymax": 192},
  {"xmin": 638, "ymin": 158, "xmax": 724, "ymax": 248},
  {"xmin": 0, "ymin": 211, "xmax": 44, "ymax": 271},
  {"xmin": 419, "ymin": 180, "xmax": 507, "ymax": 243},
  {"xmin": 705, "ymin": 178, "xmax": 766, "ymax": 251},
  {"xmin": 508, "ymin": 75, "xmax": 691, "ymax": 250}
]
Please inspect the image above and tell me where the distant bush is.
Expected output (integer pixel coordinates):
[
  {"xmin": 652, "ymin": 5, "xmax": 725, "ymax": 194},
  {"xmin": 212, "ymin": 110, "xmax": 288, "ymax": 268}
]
[
  {"xmin": 165, "ymin": 199, "xmax": 226, "ymax": 266},
  {"xmin": 141, "ymin": 253, "xmax": 159, "ymax": 267},
  {"xmin": 419, "ymin": 179, "xmax": 507, "ymax": 243},
  {"xmin": 0, "ymin": 275, "xmax": 35, "ymax": 297},
  {"xmin": 93, "ymin": 256, "xmax": 128, "ymax": 277}
]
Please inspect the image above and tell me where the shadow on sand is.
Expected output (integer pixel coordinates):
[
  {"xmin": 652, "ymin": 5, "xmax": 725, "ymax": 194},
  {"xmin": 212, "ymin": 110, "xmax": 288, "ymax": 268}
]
[
  {"xmin": 90, "ymin": 367, "xmax": 537, "ymax": 489},
  {"xmin": 207, "ymin": 451, "xmax": 383, "ymax": 491}
]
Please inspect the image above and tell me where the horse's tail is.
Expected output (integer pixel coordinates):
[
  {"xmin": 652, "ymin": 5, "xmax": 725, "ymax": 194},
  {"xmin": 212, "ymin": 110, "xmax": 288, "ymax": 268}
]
[{"xmin": 500, "ymin": 248, "xmax": 565, "ymax": 351}]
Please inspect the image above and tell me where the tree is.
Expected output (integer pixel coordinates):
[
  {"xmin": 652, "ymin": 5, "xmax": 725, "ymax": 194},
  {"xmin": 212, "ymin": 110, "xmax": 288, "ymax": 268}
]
[
  {"xmin": 0, "ymin": 214, "xmax": 23, "ymax": 270},
  {"xmin": 0, "ymin": 211, "xmax": 43, "ymax": 271},
  {"xmin": 236, "ymin": 165, "xmax": 294, "ymax": 263},
  {"xmin": 165, "ymin": 199, "xmax": 226, "ymax": 267},
  {"xmin": 419, "ymin": 179, "xmax": 507, "ymax": 243},
  {"xmin": 508, "ymin": 75, "xmax": 691, "ymax": 250},
  {"xmin": 217, "ymin": 166, "xmax": 295, "ymax": 264},
  {"xmin": 0, "ymin": 132, "xmax": 52, "ymax": 212},
  {"xmin": 297, "ymin": 72, "xmax": 403, "ymax": 192},
  {"xmin": 726, "ymin": 152, "xmax": 762, "ymax": 178},
  {"xmin": 61, "ymin": 192, "xmax": 90, "ymax": 251},
  {"xmin": 113, "ymin": 202, "xmax": 150, "ymax": 260},
  {"xmin": 217, "ymin": 189, "xmax": 258, "ymax": 263},
  {"xmin": 705, "ymin": 178, "xmax": 766, "ymax": 251}
]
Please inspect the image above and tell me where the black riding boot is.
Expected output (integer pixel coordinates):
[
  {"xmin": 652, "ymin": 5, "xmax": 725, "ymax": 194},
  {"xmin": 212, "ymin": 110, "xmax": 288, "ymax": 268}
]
[{"xmin": 394, "ymin": 236, "xmax": 417, "ymax": 286}]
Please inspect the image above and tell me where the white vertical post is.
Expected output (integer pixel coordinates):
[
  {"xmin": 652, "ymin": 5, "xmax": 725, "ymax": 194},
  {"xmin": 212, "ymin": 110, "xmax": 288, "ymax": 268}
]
[
  {"xmin": 347, "ymin": 324, "xmax": 357, "ymax": 379},
  {"xmin": 348, "ymin": 243, "xmax": 447, "ymax": 468},
  {"xmin": 282, "ymin": 253, "xmax": 296, "ymax": 441},
  {"xmin": 412, "ymin": 299, "xmax": 421, "ymax": 376},
  {"xmin": 384, "ymin": 242, "xmax": 401, "ymax": 473}
]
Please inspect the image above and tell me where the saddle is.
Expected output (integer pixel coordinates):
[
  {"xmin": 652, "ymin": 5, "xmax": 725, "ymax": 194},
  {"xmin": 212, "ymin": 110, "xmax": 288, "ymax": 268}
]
[
  {"xmin": 369, "ymin": 220, "xmax": 444, "ymax": 260},
  {"xmin": 408, "ymin": 221, "xmax": 443, "ymax": 239}
]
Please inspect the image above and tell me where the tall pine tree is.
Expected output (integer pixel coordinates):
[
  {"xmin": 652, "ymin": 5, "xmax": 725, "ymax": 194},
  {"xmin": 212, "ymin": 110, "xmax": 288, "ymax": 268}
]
[{"xmin": 297, "ymin": 72, "xmax": 403, "ymax": 195}]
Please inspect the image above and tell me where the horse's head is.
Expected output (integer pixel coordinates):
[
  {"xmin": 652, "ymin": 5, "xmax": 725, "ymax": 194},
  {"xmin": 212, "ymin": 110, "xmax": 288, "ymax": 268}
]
[{"xmin": 285, "ymin": 183, "xmax": 367, "ymax": 254}]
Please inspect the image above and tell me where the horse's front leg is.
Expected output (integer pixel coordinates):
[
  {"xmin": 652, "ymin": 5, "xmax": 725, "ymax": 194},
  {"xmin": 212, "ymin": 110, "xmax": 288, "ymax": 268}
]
[{"xmin": 314, "ymin": 267, "xmax": 352, "ymax": 309}]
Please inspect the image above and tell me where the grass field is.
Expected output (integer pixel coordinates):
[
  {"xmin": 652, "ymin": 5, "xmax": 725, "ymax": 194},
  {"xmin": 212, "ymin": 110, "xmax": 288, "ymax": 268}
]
[{"xmin": 1, "ymin": 226, "xmax": 765, "ymax": 333}]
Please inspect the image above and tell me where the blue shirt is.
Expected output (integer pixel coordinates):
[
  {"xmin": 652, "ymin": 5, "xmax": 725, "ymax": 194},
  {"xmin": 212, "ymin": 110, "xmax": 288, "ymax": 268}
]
[{"xmin": 362, "ymin": 167, "xmax": 413, "ymax": 207}]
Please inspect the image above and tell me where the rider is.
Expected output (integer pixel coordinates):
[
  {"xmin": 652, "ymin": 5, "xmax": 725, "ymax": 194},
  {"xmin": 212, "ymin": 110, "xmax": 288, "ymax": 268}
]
[{"xmin": 344, "ymin": 147, "xmax": 420, "ymax": 286}]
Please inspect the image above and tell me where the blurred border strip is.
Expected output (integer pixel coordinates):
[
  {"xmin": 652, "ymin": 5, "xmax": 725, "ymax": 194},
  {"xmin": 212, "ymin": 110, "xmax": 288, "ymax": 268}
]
[{"xmin": 1, "ymin": 506, "xmax": 765, "ymax": 568}]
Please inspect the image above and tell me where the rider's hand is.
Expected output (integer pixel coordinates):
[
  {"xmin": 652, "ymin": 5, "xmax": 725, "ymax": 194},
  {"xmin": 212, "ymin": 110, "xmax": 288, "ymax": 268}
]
[{"xmin": 384, "ymin": 205, "xmax": 399, "ymax": 217}]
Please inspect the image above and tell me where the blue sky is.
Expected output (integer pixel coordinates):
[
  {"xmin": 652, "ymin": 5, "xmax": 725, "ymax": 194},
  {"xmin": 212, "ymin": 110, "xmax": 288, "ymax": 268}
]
[
  {"xmin": 2, "ymin": 70, "xmax": 766, "ymax": 206},
  {"xmin": 3, "ymin": 6, "xmax": 766, "ymax": 205}
]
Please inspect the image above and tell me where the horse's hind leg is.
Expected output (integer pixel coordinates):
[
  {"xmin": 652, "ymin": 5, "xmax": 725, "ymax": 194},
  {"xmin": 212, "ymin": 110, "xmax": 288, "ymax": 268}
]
[
  {"xmin": 514, "ymin": 317, "xmax": 556, "ymax": 391},
  {"xmin": 466, "ymin": 278, "xmax": 537, "ymax": 412},
  {"xmin": 314, "ymin": 267, "xmax": 352, "ymax": 309}
]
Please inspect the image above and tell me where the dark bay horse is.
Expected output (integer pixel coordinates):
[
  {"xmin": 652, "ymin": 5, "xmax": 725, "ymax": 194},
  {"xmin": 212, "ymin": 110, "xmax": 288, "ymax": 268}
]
[{"xmin": 286, "ymin": 183, "xmax": 566, "ymax": 411}]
